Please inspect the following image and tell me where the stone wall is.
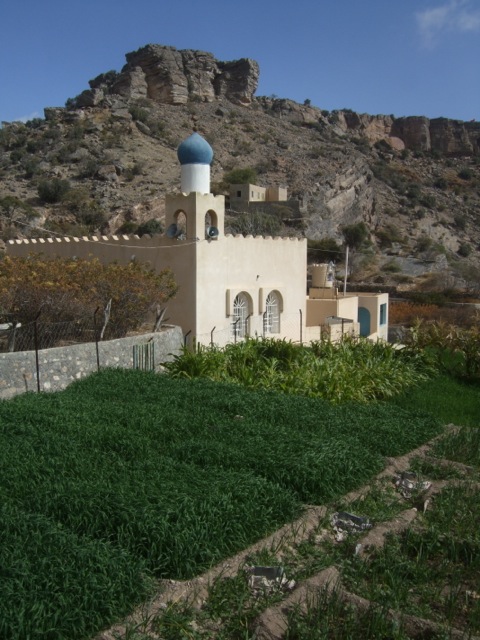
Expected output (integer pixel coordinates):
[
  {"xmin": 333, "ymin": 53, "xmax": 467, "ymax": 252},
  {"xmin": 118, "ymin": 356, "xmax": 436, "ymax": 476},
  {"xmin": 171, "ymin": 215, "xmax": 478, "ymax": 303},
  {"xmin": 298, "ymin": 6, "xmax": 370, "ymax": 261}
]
[{"xmin": 0, "ymin": 326, "xmax": 183, "ymax": 400}]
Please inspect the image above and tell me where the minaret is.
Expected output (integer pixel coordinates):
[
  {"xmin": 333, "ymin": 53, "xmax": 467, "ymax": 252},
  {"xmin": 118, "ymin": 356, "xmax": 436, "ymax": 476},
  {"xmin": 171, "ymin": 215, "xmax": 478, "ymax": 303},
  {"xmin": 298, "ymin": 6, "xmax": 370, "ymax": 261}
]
[{"xmin": 177, "ymin": 132, "xmax": 214, "ymax": 194}]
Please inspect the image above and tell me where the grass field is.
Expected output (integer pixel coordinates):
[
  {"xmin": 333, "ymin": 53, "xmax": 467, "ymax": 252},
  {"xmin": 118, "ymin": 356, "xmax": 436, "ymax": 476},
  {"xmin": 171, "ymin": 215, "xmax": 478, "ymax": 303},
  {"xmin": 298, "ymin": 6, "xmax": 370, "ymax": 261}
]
[{"xmin": 0, "ymin": 367, "xmax": 444, "ymax": 640}]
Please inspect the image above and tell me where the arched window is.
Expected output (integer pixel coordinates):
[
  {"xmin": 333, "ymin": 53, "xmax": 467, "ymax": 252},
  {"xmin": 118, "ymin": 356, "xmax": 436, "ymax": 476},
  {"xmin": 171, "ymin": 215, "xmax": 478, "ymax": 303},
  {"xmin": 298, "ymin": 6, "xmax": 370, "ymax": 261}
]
[
  {"xmin": 264, "ymin": 291, "xmax": 281, "ymax": 334},
  {"xmin": 232, "ymin": 293, "xmax": 250, "ymax": 339},
  {"xmin": 174, "ymin": 211, "xmax": 187, "ymax": 237},
  {"xmin": 205, "ymin": 210, "xmax": 219, "ymax": 239}
]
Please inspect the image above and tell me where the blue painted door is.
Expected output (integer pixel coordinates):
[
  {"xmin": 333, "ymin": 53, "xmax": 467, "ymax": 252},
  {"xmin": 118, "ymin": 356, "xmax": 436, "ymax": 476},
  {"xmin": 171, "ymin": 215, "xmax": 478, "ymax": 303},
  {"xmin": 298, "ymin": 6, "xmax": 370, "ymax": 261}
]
[{"xmin": 358, "ymin": 307, "xmax": 371, "ymax": 337}]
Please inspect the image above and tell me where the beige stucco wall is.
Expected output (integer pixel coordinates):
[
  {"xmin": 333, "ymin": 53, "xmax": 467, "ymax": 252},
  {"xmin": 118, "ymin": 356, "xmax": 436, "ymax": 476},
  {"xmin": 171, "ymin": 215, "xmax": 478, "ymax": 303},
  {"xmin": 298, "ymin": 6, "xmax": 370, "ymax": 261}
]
[
  {"xmin": 266, "ymin": 186, "xmax": 288, "ymax": 201},
  {"xmin": 306, "ymin": 295, "xmax": 359, "ymax": 327},
  {"xmin": 356, "ymin": 292, "xmax": 389, "ymax": 341},
  {"xmin": 229, "ymin": 183, "xmax": 266, "ymax": 205},
  {"xmin": 194, "ymin": 234, "xmax": 306, "ymax": 344},
  {"xmin": 7, "ymin": 220, "xmax": 307, "ymax": 347}
]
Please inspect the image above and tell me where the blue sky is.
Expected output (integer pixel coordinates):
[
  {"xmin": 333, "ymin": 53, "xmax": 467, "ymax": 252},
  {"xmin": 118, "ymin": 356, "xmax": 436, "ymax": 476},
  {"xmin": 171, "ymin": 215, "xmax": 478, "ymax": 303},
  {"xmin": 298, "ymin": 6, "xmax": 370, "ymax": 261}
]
[{"xmin": 1, "ymin": 0, "xmax": 479, "ymax": 124}]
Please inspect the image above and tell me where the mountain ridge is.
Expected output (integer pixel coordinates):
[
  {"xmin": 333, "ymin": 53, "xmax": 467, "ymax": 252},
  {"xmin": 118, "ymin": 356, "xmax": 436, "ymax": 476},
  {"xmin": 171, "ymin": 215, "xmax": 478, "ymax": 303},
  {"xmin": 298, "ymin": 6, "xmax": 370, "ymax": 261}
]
[{"xmin": 1, "ymin": 44, "xmax": 479, "ymax": 294}]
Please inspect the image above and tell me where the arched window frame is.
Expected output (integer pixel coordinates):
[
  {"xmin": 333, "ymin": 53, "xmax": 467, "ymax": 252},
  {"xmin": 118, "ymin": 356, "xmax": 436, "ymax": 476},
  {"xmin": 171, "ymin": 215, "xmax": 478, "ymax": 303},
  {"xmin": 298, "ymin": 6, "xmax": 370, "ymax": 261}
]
[
  {"xmin": 264, "ymin": 291, "xmax": 281, "ymax": 334},
  {"xmin": 232, "ymin": 293, "xmax": 251, "ymax": 339}
]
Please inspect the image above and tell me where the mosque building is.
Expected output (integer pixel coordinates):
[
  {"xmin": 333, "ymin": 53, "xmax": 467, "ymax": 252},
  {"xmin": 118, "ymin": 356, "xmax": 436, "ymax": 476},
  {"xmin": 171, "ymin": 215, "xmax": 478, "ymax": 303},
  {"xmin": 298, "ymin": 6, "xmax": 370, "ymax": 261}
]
[{"xmin": 7, "ymin": 131, "xmax": 389, "ymax": 345}]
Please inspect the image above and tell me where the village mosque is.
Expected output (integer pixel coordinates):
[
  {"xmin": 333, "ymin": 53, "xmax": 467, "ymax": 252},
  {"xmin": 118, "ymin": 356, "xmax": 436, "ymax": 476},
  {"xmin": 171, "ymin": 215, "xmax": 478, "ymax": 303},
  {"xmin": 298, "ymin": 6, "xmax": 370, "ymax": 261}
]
[{"xmin": 8, "ymin": 131, "xmax": 389, "ymax": 345}]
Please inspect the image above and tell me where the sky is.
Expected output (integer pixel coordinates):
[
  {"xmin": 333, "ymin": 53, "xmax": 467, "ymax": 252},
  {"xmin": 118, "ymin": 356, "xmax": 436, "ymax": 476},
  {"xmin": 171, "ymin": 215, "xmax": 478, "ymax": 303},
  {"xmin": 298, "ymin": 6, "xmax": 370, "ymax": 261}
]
[{"xmin": 1, "ymin": 0, "xmax": 479, "ymax": 125}]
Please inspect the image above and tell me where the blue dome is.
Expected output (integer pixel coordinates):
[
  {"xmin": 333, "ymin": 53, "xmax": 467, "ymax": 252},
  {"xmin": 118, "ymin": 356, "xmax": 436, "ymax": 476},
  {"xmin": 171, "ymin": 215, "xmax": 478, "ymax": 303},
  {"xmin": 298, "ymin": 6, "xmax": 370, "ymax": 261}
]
[{"xmin": 177, "ymin": 132, "xmax": 214, "ymax": 166}]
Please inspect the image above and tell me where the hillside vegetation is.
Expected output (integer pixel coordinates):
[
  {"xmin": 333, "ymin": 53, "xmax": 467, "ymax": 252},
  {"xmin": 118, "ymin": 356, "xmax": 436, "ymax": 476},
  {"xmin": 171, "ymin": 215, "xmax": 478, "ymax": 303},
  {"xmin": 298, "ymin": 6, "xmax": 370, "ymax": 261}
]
[{"xmin": 0, "ymin": 44, "xmax": 479, "ymax": 293}]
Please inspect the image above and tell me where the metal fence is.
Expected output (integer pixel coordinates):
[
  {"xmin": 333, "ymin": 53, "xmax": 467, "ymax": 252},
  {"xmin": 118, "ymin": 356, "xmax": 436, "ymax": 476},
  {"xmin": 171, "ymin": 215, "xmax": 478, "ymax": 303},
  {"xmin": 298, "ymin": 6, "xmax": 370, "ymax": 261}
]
[{"xmin": 187, "ymin": 311, "xmax": 323, "ymax": 348}]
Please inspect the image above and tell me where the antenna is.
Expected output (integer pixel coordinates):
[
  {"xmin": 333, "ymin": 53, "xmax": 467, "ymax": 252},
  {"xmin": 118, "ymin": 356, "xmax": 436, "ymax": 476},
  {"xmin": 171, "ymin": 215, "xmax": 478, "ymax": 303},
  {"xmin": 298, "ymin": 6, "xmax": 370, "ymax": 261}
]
[{"xmin": 206, "ymin": 226, "xmax": 219, "ymax": 239}]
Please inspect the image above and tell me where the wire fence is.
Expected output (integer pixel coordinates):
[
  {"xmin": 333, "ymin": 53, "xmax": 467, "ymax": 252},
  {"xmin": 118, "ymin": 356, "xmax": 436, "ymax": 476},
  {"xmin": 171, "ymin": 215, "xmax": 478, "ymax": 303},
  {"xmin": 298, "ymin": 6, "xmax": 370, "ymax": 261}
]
[
  {"xmin": 189, "ymin": 311, "xmax": 329, "ymax": 348},
  {"xmin": 0, "ymin": 307, "xmax": 348, "ymax": 397},
  {"xmin": 1, "ymin": 309, "xmax": 338, "ymax": 355},
  {"xmin": 0, "ymin": 312, "xmax": 134, "ymax": 354}
]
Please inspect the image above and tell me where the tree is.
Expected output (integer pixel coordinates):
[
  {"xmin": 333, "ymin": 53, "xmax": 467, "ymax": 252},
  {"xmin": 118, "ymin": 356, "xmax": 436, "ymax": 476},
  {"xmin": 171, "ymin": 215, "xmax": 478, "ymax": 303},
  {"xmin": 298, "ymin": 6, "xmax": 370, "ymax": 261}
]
[
  {"xmin": 223, "ymin": 167, "xmax": 258, "ymax": 185},
  {"xmin": 0, "ymin": 255, "xmax": 177, "ymax": 338},
  {"xmin": 0, "ymin": 196, "xmax": 36, "ymax": 223},
  {"xmin": 307, "ymin": 237, "xmax": 342, "ymax": 263},
  {"xmin": 341, "ymin": 222, "xmax": 369, "ymax": 249}
]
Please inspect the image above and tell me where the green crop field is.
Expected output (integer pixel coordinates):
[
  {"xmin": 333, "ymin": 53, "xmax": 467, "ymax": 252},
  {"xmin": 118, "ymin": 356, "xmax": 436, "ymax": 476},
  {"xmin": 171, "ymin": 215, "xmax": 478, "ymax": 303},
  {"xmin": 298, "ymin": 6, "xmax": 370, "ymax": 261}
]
[{"xmin": 0, "ymin": 368, "xmax": 442, "ymax": 640}]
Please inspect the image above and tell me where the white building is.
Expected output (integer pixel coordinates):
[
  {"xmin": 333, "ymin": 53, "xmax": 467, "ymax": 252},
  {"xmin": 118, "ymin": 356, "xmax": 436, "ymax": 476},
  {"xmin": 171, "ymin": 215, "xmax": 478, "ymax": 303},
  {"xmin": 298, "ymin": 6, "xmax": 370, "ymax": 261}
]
[{"xmin": 7, "ymin": 131, "xmax": 388, "ymax": 346}]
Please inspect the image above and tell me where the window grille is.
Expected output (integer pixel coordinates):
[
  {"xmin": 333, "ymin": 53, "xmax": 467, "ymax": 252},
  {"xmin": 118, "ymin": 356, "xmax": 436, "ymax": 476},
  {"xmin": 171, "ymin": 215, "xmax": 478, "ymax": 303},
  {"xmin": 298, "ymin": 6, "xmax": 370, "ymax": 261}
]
[
  {"xmin": 232, "ymin": 293, "xmax": 249, "ymax": 338},
  {"xmin": 264, "ymin": 292, "xmax": 280, "ymax": 334}
]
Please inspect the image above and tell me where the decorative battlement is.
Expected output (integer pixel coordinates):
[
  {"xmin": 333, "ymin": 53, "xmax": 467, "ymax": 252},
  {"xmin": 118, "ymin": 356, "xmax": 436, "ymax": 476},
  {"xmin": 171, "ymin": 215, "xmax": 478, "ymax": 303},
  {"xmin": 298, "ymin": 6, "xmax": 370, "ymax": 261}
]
[{"xmin": 8, "ymin": 234, "xmax": 144, "ymax": 245}]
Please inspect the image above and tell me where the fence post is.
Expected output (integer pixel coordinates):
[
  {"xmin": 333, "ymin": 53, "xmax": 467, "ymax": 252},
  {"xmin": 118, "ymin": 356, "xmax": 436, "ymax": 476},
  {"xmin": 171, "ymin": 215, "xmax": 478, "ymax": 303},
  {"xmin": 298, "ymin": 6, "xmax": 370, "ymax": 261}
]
[
  {"xmin": 233, "ymin": 319, "xmax": 240, "ymax": 344},
  {"xmin": 33, "ymin": 311, "xmax": 41, "ymax": 393},
  {"xmin": 244, "ymin": 313, "xmax": 252, "ymax": 338},
  {"xmin": 299, "ymin": 309, "xmax": 303, "ymax": 345},
  {"xmin": 7, "ymin": 320, "xmax": 18, "ymax": 353},
  {"xmin": 93, "ymin": 307, "xmax": 100, "ymax": 372},
  {"xmin": 210, "ymin": 326, "xmax": 216, "ymax": 347}
]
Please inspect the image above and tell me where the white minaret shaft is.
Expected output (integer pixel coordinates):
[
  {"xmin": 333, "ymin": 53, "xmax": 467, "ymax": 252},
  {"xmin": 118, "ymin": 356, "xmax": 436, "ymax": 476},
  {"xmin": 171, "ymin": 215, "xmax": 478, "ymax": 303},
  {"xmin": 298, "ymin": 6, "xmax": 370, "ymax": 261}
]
[
  {"xmin": 177, "ymin": 132, "xmax": 214, "ymax": 195},
  {"xmin": 181, "ymin": 163, "xmax": 210, "ymax": 194}
]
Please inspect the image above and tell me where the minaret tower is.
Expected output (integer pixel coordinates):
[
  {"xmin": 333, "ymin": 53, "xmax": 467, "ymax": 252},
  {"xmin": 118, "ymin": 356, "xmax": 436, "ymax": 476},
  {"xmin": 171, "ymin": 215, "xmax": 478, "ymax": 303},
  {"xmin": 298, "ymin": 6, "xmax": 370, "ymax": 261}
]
[
  {"xmin": 165, "ymin": 130, "xmax": 224, "ymax": 240},
  {"xmin": 177, "ymin": 131, "xmax": 214, "ymax": 194}
]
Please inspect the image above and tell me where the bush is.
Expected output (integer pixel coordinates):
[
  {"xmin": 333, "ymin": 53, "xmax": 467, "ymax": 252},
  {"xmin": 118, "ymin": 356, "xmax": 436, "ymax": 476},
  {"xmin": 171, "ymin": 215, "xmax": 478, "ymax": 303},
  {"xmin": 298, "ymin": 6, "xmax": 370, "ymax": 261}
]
[
  {"xmin": 226, "ymin": 210, "xmax": 282, "ymax": 236},
  {"xmin": 37, "ymin": 178, "xmax": 71, "ymax": 204},
  {"xmin": 224, "ymin": 167, "xmax": 258, "ymax": 185},
  {"xmin": 453, "ymin": 214, "xmax": 466, "ymax": 230},
  {"xmin": 307, "ymin": 237, "xmax": 342, "ymax": 263},
  {"xmin": 341, "ymin": 222, "xmax": 369, "ymax": 249},
  {"xmin": 0, "ymin": 254, "xmax": 177, "ymax": 336},
  {"xmin": 137, "ymin": 219, "xmax": 163, "ymax": 236},
  {"xmin": 458, "ymin": 167, "xmax": 473, "ymax": 181},
  {"xmin": 128, "ymin": 105, "xmax": 150, "ymax": 124},
  {"xmin": 375, "ymin": 224, "xmax": 403, "ymax": 248},
  {"xmin": 415, "ymin": 235, "xmax": 432, "ymax": 252},
  {"xmin": 434, "ymin": 177, "xmax": 448, "ymax": 189},
  {"xmin": 457, "ymin": 242, "xmax": 471, "ymax": 257}
]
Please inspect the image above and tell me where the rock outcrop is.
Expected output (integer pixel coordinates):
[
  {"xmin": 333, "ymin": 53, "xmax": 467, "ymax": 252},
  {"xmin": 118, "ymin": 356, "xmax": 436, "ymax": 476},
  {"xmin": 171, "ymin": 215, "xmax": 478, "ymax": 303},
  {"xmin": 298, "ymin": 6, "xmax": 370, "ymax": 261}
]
[
  {"xmin": 334, "ymin": 111, "xmax": 480, "ymax": 156},
  {"xmin": 73, "ymin": 45, "xmax": 259, "ymax": 108}
]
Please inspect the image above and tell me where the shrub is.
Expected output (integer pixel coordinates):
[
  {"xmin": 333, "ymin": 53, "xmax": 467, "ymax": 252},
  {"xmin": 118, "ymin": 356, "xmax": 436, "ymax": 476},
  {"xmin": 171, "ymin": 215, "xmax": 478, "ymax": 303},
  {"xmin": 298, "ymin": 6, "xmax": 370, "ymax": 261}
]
[
  {"xmin": 375, "ymin": 224, "xmax": 403, "ymax": 248},
  {"xmin": 0, "ymin": 254, "xmax": 177, "ymax": 336},
  {"xmin": 434, "ymin": 177, "xmax": 448, "ymax": 190},
  {"xmin": 226, "ymin": 210, "xmax": 282, "ymax": 236},
  {"xmin": 128, "ymin": 105, "xmax": 150, "ymax": 124},
  {"xmin": 136, "ymin": 219, "xmax": 163, "ymax": 236},
  {"xmin": 383, "ymin": 259, "xmax": 401, "ymax": 273},
  {"xmin": 116, "ymin": 221, "xmax": 138, "ymax": 234},
  {"xmin": 458, "ymin": 167, "xmax": 473, "ymax": 181},
  {"xmin": 341, "ymin": 222, "xmax": 369, "ymax": 249},
  {"xmin": 457, "ymin": 242, "xmax": 471, "ymax": 257},
  {"xmin": 307, "ymin": 237, "xmax": 343, "ymax": 263},
  {"xmin": 415, "ymin": 235, "xmax": 432, "ymax": 252},
  {"xmin": 37, "ymin": 178, "xmax": 71, "ymax": 203},
  {"xmin": 419, "ymin": 193, "xmax": 436, "ymax": 209},
  {"xmin": 224, "ymin": 167, "xmax": 258, "ymax": 185}
]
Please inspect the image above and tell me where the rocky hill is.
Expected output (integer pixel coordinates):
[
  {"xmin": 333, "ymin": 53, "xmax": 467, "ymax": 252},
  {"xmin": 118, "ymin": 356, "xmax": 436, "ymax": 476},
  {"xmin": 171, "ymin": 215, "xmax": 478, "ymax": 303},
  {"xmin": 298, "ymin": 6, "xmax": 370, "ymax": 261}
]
[{"xmin": 1, "ymin": 44, "xmax": 479, "ymax": 294}]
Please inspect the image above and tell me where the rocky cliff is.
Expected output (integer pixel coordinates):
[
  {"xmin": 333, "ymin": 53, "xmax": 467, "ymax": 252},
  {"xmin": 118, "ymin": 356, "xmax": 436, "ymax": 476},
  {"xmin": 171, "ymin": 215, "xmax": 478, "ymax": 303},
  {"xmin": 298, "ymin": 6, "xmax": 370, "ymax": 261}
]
[
  {"xmin": 1, "ymin": 44, "xmax": 479, "ymax": 293},
  {"xmin": 72, "ymin": 45, "xmax": 259, "ymax": 108},
  {"xmin": 333, "ymin": 111, "xmax": 480, "ymax": 157}
]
